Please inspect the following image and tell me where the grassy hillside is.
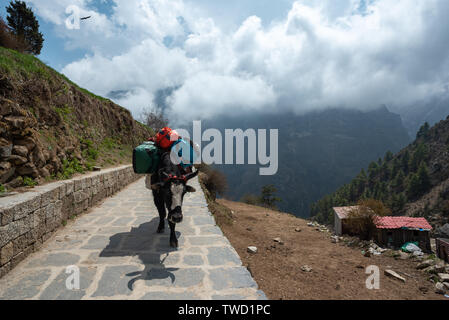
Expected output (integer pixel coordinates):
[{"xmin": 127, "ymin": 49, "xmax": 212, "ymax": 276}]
[
  {"xmin": 311, "ymin": 116, "xmax": 449, "ymax": 229},
  {"xmin": 0, "ymin": 47, "xmax": 152, "ymax": 190}
]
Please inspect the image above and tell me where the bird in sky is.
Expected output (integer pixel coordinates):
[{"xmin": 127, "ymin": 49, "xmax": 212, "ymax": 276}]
[{"xmin": 80, "ymin": 16, "xmax": 91, "ymax": 20}]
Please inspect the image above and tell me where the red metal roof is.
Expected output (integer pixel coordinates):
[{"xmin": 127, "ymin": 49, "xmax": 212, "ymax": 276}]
[{"xmin": 374, "ymin": 216, "xmax": 432, "ymax": 230}]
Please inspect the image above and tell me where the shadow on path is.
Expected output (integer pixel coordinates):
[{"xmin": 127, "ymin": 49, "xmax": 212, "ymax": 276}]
[{"xmin": 100, "ymin": 217, "xmax": 181, "ymax": 290}]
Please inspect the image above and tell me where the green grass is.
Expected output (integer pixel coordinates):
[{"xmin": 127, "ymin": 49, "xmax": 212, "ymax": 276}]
[
  {"xmin": 54, "ymin": 104, "xmax": 73, "ymax": 122},
  {"xmin": 57, "ymin": 159, "xmax": 85, "ymax": 180},
  {"xmin": 23, "ymin": 177, "xmax": 37, "ymax": 187},
  {"xmin": 0, "ymin": 47, "xmax": 52, "ymax": 80},
  {"xmin": 0, "ymin": 184, "xmax": 6, "ymax": 194},
  {"xmin": 0, "ymin": 46, "xmax": 110, "ymax": 102}
]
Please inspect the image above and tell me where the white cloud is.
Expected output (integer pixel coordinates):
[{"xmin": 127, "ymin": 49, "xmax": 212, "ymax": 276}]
[{"xmin": 31, "ymin": 0, "xmax": 449, "ymax": 122}]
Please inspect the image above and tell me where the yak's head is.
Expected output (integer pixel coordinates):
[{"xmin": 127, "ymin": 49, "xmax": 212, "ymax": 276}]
[{"xmin": 151, "ymin": 168, "xmax": 198, "ymax": 224}]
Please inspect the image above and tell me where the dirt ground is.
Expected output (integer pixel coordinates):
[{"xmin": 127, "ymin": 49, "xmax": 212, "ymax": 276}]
[{"xmin": 216, "ymin": 199, "xmax": 447, "ymax": 300}]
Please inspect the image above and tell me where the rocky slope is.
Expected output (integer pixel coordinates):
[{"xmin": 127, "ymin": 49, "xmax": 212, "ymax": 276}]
[{"xmin": 0, "ymin": 47, "xmax": 152, "ymax": 191}]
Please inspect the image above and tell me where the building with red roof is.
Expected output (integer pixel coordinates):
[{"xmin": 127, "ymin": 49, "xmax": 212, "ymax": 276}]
[{"xmin": 373, "ymin": 216, "xmax": 432, "ymax": 252}]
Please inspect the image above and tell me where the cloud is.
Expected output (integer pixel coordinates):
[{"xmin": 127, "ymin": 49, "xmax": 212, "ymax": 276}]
[{"xmin": 31, "ymin": 0, "xmax": 449, "ymax": 122}]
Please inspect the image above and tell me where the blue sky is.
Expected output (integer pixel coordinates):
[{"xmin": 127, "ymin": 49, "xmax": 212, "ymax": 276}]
[{"xmin": 1, "ymin": 1, "xmax": 449, "ymax": 122}]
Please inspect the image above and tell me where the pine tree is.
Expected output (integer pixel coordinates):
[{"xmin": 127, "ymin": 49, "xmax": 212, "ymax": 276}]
[
  {"xmin": 407, "ymin": 174, "xmax": 421, "ymax": 199},
  {"xmin": 417, "ymin": 163, "xmax": 431, "ymax": 193},
  {"xmin": 384, "ymin": 151, "xmax": 393, "ymax": 162},
  {"xmin": 416, "ymin": 122, "xmax": 430, "ymax": 139},
  {"xmin": 392, "ymin": 169, "xmax": 405, "ymax": 190},
  {"xmin": 6, "ymin": 1, "xmax": 44, "ymax": 55},
  {"xmin": 260, "ymin": 185, "xmax": 281, "ymax": 209},
  {"xmin": 401, "ymin": 150, "xmax": 410, "ymax": 174}
]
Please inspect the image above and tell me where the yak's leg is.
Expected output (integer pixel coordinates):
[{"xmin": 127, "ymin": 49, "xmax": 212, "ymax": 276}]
[
  {"xmin": 152, "ymin": 189, "xmax": 166, "ymax": 233},
  {"xmin": 168, "ymin": 221, "xmax": 178, "ymax": 248},
  {"xmin": 151, "ymin": 174, "xmax": 166, "ymax": 233}
]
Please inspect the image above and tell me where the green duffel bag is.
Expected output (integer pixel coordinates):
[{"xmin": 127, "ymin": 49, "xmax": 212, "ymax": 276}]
[{"xmin": 132, "ymin": 141, "xmax": 160, "ymax": 174}]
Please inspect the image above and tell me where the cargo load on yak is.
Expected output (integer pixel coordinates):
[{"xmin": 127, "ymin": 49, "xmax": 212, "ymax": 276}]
[
  {"xmin": 132, "ymin": 141, "xmax": 160, "ymax": 174},
  {"xmin": 133, "ymin": 127, "xmax": 199, "ymax": 174}
]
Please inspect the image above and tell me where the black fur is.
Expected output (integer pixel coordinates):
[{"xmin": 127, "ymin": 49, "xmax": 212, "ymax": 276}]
[{"xmin": 151, "ymin": 152, "xmax": 197, "ymax": 248}]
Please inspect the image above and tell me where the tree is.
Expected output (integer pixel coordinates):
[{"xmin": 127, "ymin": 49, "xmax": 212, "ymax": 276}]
[
  {"xmin": 139, "ymin": 105, "xmax": 168, "ymax": 133},
  {"xmin": 416, "ymin": 122, "xmax": 430, "ymax": 139},
  {"xmin": 409, "ymin": 143, "xmax": 428, "ymax": 172},
  {"xmin": 259, "ymin": 184, "xmax": 281, "ymax": 209},
  {"xmin": 6, "ymin": 1, "xmax": 44, "ymax": 55},
  {"xmin": 0, "ymin": 16, "xmax": 28, "ymax": 51},
  {"xmin": 417, "ymin": 163, "xmax": 431, "ymax": 193},
  {"xmin": 345, "ymin": 199, "xmax": 391, "ymax": 240},
  {"xmin": 384, "ymin": 151, "xmax": 393, "ymax": 162},
  {"xmin": 407, "ymin": 173, "xmax": 421, "ymax": 199}
]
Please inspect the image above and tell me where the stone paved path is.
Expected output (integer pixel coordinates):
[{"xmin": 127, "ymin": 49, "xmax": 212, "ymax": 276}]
[{"xmin": 0, "ymin": 177, "xmax": 266, "ymax": 300}]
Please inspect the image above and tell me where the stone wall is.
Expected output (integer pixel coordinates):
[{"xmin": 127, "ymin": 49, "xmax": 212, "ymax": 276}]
[{"xmin": 0, "ymin": 165, "xmax": 140, "ymax": 278}]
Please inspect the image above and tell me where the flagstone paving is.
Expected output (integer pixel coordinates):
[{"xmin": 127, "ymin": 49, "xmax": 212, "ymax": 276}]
[{"xmin": 0, "ymin": 177, "xmax": 266, "ymax": 300}]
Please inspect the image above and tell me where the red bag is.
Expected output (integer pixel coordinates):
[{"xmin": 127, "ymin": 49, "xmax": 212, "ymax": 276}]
[{"xmin": 155, "ymin": 127, "xmax": 179, "ymax": 149}]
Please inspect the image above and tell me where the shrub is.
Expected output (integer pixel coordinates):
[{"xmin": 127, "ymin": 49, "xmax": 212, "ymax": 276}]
[
  {"xmin": 240, "ymin": 194, "xmax": 260, "ymax": 206},
  {"xmin": 259, "ymin": 184, "xmax": 281, "ymax": 210},
  {"xmin": 345, "ymin": 199, "xmax": 391, "ymax": 240},
  {"xmin": 0, "ymin": 17, "xmax": 28, "ymax": 52},
  {"xmin": 23, "ymin": 176, "xmax": 37, "ymax": 187},
  {"xmin": 200, "ymin": 166, "xmax": 227, "ymax": 200}
]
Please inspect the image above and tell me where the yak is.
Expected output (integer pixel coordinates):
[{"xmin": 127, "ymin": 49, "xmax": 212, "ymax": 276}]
[{"xmin": 148, "ymin": 151, "xmax": 198, "ymax": 248}]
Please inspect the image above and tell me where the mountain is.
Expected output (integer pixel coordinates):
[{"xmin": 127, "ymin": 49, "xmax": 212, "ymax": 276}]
[
  {"xmin": 195, "ymin": 106, "xmax": 411, "ymax": 218},
  {"xmin": 0, "ymin": 47, "xmax": 152, "ymax": 190},
  {"xmin": 392, "ymin": 94, "xmax": 449, "ymax": 138},
  {"xmin": 311, "ymin": 113, "xmax": 449, "ymax": 229}
]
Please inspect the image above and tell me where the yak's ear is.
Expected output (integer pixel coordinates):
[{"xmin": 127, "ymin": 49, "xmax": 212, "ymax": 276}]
[
  {"xmin": 185, "ymin": 185, "xmax": 196, "ymax": 193},
  {"xmin": 151, "ymin": 182, "xmax": 164, "ymax": 190}
]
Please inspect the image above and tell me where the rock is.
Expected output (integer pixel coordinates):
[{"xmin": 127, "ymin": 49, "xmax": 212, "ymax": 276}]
[
  {"xmin": 7, "ymin": 154, "xmax": 28, "ymax": 165},
  {"xmin": 436, "ymin": 224, "xmax": 449, "ymax": 238},
  {"xmin": 4, "ymin": 176, "xmax": 23, "ymax": 188},
  {"xmin": 246, "ymin": 227, "xmax": 252, "ymax": 232},
  {"xmin": 419, "ymin": 286, "xmax": 429, "ymax": 293},
  {"xmin": 444, "ymin": 282, "xmax": 449, "ymax": 290},
  {"xmin": 398, "ymin": 252, "xmax": 410, "ymax": 260},
  {"xmin": 0, "ymin": 99, "xmax": 13, "ymax": 115},
  {"xmin": 93, "ymin": 166, "xmax": 101, "ymax": 171},
  {"xmin": 0, "ymin": 161, "xmax": 11, "ymax": 171},
  {"xmin": 362, "ymin": 250, "xmax": 371, "ymax": 257},
  {"xmin": 331, "ymin": 235, "xmax": 339, "ymax": 243},
  {"xmin": 4, "ymin": 116, "xmax": 26, "ymax": 129},
  {"xmin": 435, "ymin": 282, "xmax": 446, "ymax": 294},
  {"xmin": 0, "ymin": 167, "xmax": 15, "ymax": 184},
  {"xmin": 295, "ymin": 228, "xmax": 301, "ymax": 232},
  {"xmin": 273, "ymin": 237, "xmax": 283, "ymax": 244},
  {"xmin": 423, "ymin": 264, "xmax": 445, "ymax": 274},
  {"xmin": 0, "ymin": 143, "xmax": 13, "ymax": 159},
  {"xmin": 17, "ymin": 163, "xmax": 38, "ymax": 177},
  {"xmin": 12, "ymin": 145, "xmax": 28, "ymax": 157},
  {"xmin": 301, "ymin": 265, "xmax": 313, "ymax": 272},
  {"xmin": 435, "ymin": 264, "xmax": 447, "ymax": 274},
  {"xmin": 417, "ymin": 260, "xmax": 434, "ymax": 270},
  {"xmin": 14, "ymin": 137, "xmax": 36, "ymax": 152},
  {"xmin": 38, "ymin": 167, "xmax": 50, "ymax": 178},
  {"xmin": 438, "ymin": 273, "xmax": 449, "ymax": 282},
  {"xmin": 384, "ymin": 269, "xmax": 406, "ymax": 283},
  {"xmin": 247, "ymin": 246, "xmax": 257, "ymax": 254},
  {"xmin": 307, "ymin": 222, "xmax": 314, "ymax": 227}
]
